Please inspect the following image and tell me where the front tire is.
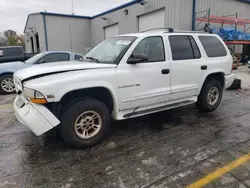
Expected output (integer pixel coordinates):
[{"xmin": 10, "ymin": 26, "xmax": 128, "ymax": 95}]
[
  {"xmin": 0, "ymin": 74, "xmax": 15, "ymax": 94},
  {"xmin": 60, "ymin": 98, "xmax": 111, "ymax": 149},
  {"xmin": 196, "ymin": 80, "xmax": 223, "ymax": 112}
]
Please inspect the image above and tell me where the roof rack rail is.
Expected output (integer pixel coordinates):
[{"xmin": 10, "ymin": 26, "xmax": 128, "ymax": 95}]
[
  {"xmin": 171, "ymin": 30, "xmax": 206, "ymax": 33},
  {"xmin": 140, "ymin": 28, "xmax": 174, "ymax": 33}
]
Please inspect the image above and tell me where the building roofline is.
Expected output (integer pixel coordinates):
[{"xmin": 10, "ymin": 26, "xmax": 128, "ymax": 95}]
[
  {"xmin": 24, "ymin": 12, "xmax": 42, "ymax": 33},
  {"xmin": 92, "ymin": 0, "xmax": 142, "ymax": 18},
  {"xmin": 24, "ymin": 0, "xmax": 143, "ymax": 33},
  {"xmin": 24, "ymin": 12, "xmax": 91, "ymax": 32},
  {"xmin": 40, "ymin": 12, "xmax": 91, "ymax": 19}
]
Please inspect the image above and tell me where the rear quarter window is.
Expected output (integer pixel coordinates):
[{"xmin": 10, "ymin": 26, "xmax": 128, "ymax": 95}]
[{"xmin": 198, "ymin": 36, "xmax": 227, "ymax": 57}]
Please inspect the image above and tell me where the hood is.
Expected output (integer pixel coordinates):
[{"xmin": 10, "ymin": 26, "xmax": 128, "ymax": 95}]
[{"xmin": 15, "ymin": 60, "xmax": 117, "ymax": 81}]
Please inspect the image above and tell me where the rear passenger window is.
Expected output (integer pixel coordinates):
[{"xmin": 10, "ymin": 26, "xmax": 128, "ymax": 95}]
[
  {"xmin": 199, "ymin": 36, "xmax": 227, "ymax": 57},
  {"xmin": 169, "ymin": 36, "xmax": 200, "ymax": 61}
]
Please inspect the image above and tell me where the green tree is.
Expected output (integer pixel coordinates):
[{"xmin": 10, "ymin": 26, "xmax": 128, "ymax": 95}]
[
  {"xmin": 1, "ymin": 30, "xmax": 25, "ymax": 47},
  {"xmin": 4, "ymin": 30, "xmax": 17, "ymax": 38}
]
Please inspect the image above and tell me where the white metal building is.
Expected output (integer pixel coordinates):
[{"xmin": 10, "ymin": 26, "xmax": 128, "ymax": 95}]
[
  {"xmin": 24, "ymin": 12, "xmax": 90, "ymax": 54},
  {"xmin": 24, "ymin": 0, "xmax": 250, "ymax": 54}
]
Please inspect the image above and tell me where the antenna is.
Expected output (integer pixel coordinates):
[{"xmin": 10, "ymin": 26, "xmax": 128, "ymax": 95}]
[{"xmin": 71, "ymin": 0, "xmax": 75, "ymax": 15}]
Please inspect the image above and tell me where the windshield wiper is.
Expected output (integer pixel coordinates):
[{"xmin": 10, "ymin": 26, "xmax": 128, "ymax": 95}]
[{"xmin": 85, "ymin": 56, "xmax": 100, "ymax": 63}]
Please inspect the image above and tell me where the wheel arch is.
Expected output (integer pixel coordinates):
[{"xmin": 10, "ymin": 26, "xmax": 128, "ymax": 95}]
[
  {"xmin": 0, "ymin": 72, "xmax": 14, "ymax": 77},
  {"xmin": 57, "ymin": 85, "xmax": 118, "ymax": 116},
  {"xmin": 198, "ymin": 71, "xmax": 225, "ymax": 95}
]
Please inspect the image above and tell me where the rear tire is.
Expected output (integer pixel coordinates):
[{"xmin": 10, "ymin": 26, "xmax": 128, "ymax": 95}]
[
  {"xmin": 0, "ymin": 74, "xmax": 15, "ymax": 94},
  {"xmin": 60, "ymin": 98, "xmax": 111, "ymax": 149},
  {"xmin": 196, "ymin": 79, "xmax": 223, "ymax": 112}
]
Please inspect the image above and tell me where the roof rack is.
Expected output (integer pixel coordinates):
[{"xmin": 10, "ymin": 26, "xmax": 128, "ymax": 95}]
[
  {"xmin": 140, "ymin": 28, "xmax": 174, "ymax": 33},
  {"xmin": 173, "ymin": 30, "xmax": 206, "ymax": 33}
]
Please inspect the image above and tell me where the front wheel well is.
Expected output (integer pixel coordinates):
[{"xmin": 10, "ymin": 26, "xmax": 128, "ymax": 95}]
[
  {"xmin": 0, "ymin": 73, "xmax": 14, "ymax": 77},
  {"xmin": 59, "ymin": 87, "xmax": 114, "ymax": 116}
]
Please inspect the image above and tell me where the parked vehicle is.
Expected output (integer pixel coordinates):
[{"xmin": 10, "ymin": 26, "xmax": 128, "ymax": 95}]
[
  {"xmin": 0, "ymin": 46, "xmax": 36, "ymax": 64},
  {"xmin": 13, "ymin": 30, "xmax": 235, "ymax": 148},
  {"xmin": 0, "ymin": 51, "xmax": 83, "ymax": 94}
]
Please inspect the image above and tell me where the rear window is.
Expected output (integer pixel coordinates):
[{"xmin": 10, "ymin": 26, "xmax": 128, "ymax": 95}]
[
  {"xmin": 198, "ymin": 36, "xmax": 227, "ymax": 57},
  {"xmin": 1, "ymin": 47, "xmax": 24, "ymax": 57}
]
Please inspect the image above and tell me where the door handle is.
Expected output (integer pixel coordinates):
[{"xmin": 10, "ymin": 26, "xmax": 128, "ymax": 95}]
[
  {"xmin": 162, "ymin": 69, "xmax": 170, "ymax": 74},
  {"xmin": 201, "ymin": 65, "xmax": 207, "ymax": 70}
]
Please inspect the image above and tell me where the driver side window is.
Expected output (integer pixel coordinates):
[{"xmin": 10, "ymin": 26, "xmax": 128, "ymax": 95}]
[{"xmin": 132, "ymin": 36, "xmax": 165, "ymax": 63}]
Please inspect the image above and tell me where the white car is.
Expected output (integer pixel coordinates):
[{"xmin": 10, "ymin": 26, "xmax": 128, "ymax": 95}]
[{"xmin": 13, "ymin": 29, "xmax": 235, "ymax": 148}]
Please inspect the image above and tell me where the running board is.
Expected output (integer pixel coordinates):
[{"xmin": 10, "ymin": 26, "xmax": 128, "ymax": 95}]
[{"xmin": 123, "ymin": 100, "xmax": 195, "ymax": 118}]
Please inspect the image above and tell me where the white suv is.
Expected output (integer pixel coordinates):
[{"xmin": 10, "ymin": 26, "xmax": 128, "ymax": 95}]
[{"xmin": 13, "ymin": 29, "xmax": 235, "ymax": 148}]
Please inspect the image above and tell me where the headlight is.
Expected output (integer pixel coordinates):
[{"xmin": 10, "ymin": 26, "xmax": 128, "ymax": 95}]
[
  {"xmin": 23, "ymin": 87, "xmax": 35, "ymax": 98},
  {"xmin": 23, "ymin": 87, "xmax": 47, "ymax": 104}
]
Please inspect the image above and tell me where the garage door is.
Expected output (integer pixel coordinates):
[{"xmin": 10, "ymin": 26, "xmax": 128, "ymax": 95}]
[
  {"xmin": 139, "ymin": 9, "xmax": 165, "ymax": 32},
  {"xmin": 104, "ymin": 24, "xmax": 119, "ymax": 39}
]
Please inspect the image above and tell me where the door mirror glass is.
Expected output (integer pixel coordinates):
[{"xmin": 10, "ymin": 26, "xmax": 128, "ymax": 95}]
[{"xmin": 127, "ymin": 53, "xmax": 148, "ymax": 64}]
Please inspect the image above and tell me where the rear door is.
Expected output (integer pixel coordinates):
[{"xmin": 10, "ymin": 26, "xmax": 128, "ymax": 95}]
[{"xmin": 168, "ymin": 35, "xmax": 204, "ymax": 100}]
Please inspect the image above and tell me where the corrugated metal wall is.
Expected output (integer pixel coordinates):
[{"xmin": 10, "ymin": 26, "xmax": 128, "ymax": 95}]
[
  {"xmin": 91, "ymin": 0, "xmax": 193, "ymax": 46},
  {"xmin": 196, "ymin": 0, "xmax": 250, "ymax": 31},
  {"xmin": 45, "ymin": 16, "xmax": 91, "ymax": 54},
  {"xmin": 24, "ymin": 14, "xmax": 45, "ymax": 53},
  {"xmin": 197, "ymin": 0, "xmax": 250, "ymax": 18}
]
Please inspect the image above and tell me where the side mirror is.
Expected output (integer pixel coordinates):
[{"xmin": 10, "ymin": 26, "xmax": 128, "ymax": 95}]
[{"xmin": 127, "ymin": 53, "xmax": 148, "ymax": 64}]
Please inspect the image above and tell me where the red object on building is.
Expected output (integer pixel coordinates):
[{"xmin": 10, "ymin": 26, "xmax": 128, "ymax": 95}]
[
  {"xmin": 196, "ymin": 15, "xmax": 250, "ymax": 26},
  {"xmin": 224, "ymin": 41, "xmax": 250, "ymax": 45}
]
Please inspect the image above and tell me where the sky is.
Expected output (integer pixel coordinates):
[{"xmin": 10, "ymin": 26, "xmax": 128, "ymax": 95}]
[{"xmin": 0, "ymin": 0, "xmax": 130, "ymax": 34}]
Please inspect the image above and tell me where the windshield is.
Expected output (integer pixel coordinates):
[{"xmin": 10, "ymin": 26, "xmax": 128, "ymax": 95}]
[
  {"xmin": 25, "ymin": 53, "xmax": 46, "ymax": 64},
  {"xmin": 85, "ymin": 36, "xmax": 137, "ymax": 64}
]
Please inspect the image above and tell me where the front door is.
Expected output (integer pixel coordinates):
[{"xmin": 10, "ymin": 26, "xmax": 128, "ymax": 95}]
[{"xmin": 116, "ymin": 36, "xmax": 171, "ymax": 111}]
